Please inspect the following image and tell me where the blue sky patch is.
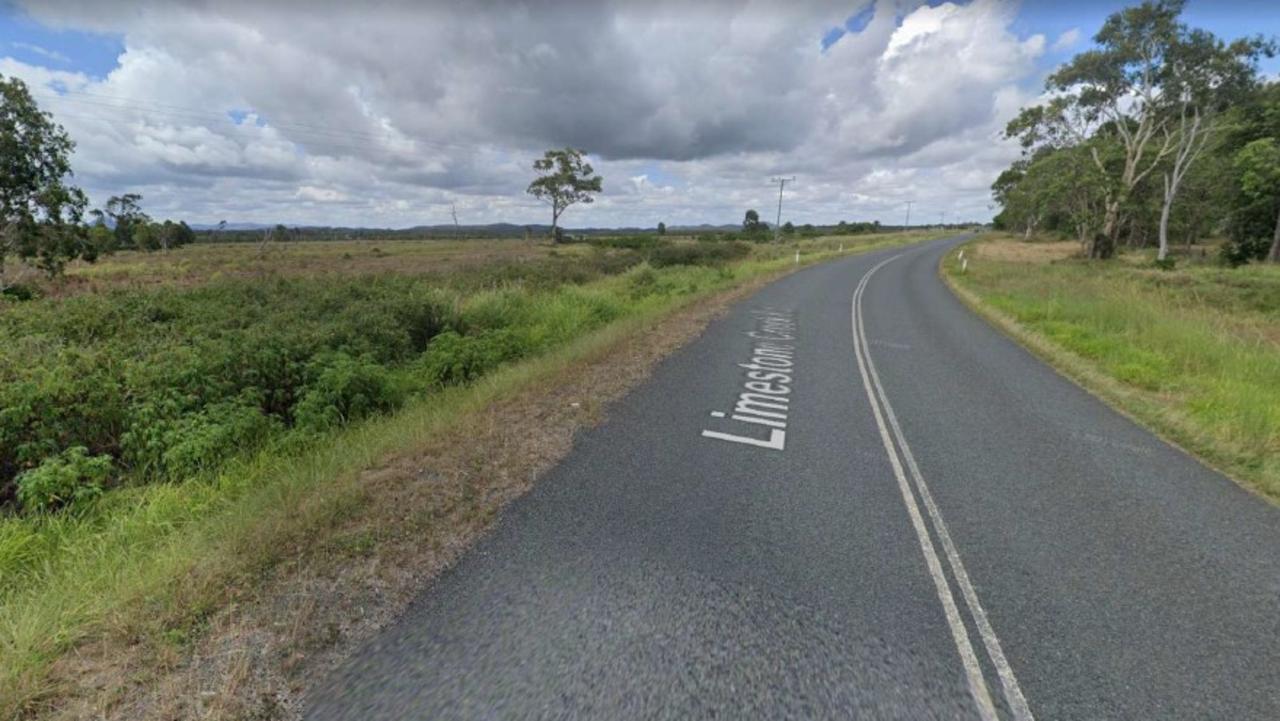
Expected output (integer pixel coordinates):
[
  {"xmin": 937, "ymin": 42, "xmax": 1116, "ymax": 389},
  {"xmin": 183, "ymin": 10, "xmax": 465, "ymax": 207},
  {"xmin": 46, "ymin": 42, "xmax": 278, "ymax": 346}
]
[
  {"xmin": 821, "ymin": 2, "xmax": 876, "ymax": 51},
  {"xmin": 0, "ymin": 3, "xmax": 124, "ymax": 79}
]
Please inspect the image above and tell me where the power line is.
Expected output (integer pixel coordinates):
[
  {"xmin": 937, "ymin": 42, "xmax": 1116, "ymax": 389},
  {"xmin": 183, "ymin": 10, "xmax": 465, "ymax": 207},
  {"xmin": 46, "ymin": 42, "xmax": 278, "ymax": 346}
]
[
  {"xmin": 36, "ymin": 90, "xmax": 409, "ymax": 145},
  {"xmin": 770, "ymin": 176, "xmax": 795, "ymax": 242}
]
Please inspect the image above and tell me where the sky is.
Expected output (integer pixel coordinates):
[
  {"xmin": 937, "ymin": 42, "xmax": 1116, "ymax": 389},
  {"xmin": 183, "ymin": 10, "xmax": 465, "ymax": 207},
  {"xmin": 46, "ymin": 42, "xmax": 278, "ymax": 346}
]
[{"xmin": 1, "ymin": 0, "xmax": 1277, "ymax": 229}]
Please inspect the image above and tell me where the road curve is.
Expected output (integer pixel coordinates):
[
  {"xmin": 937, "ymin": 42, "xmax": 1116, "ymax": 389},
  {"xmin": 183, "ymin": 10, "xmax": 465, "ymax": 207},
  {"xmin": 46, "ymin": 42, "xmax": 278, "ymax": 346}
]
[{"xmin": 307, "ymin": 236, "xmax": 1280, "ymax": 720}]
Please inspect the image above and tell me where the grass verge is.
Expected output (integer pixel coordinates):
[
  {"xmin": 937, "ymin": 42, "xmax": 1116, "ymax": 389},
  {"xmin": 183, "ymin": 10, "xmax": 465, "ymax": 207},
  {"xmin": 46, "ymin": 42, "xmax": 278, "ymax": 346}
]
[
  {"xmin": 2, "ymin": 231, "xmax": 940, "ymax": 719},
  {"xmin": 942, "ymin": 234, "xmax": 1280, "ymax": 503}
]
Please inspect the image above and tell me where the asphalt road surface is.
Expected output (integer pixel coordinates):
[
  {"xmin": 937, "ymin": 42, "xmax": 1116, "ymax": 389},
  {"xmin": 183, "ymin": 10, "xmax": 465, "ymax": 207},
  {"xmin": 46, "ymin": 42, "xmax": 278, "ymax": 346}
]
[{"xmin": 307, "ymin": 236, "xmax": 1280, "ymax": 720}]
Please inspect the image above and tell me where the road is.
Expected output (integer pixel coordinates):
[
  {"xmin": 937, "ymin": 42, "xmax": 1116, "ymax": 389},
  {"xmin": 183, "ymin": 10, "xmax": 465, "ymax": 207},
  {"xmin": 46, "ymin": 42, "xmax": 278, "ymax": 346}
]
[{"xmin": 307, "ymin": 236, "xmax": 1280, "ymax": 720}]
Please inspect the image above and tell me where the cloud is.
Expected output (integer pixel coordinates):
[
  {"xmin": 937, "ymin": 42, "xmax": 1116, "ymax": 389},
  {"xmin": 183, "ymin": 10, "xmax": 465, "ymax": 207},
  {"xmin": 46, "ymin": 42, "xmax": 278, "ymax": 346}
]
[
  {"xmin": 4, "ymin": 0, "xmax": 1043, "ymax": 227},
  {"xmin": 11, "ymin": 42, "xmax": 70, "ymax": 63},
  {"xmin": 1051, "ymin": 28, "xmax": 1081, "ymax": 52}
]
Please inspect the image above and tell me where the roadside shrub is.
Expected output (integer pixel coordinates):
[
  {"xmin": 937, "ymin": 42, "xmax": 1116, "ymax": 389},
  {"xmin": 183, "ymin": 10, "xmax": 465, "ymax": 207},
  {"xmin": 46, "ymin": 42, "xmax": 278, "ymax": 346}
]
[
  {"xmin": 629, "ymin": 266, "xmax": 659, "ymax": 299},
  {"xmin": 648, "ymin": 241, "xmax": 750, "ymax": 267},
  {"xmin": 0, "ymin": 284, "xmax": 40, "ymax": 302},
  {"xmin": 460, "ymin": 288, "xmax": 533, "ymax": 332},
  {"xmin": 590, "ymin": 235, "xmax": 667, "ymax": 251},
  {"xmin": 15, "ymin": 447, "xmax": 113, "ymax": 513},
  {"xmin": 417, "ymin": 329, "xmax": 531, "ymax": 386},
  {"xmin": 0, "ymin": 245, "xmax": 750, "ymax": 514},
  {"xmin": 160, "ymin": 395, "xmax": 282, "ymax": 478},
  {"xmin": 294, "ymin": 353, "xmax": 405, "ymax": 432}
]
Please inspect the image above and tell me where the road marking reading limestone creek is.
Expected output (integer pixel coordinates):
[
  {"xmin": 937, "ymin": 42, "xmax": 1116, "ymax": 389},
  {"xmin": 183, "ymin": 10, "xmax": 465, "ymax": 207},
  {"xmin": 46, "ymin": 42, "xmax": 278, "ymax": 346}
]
[
  {"xmin": 702, "ymin": 308, "xmax": 797, "ymax": 451},
  {"xmin": 851, "ymin": 254, "xmax": 1034, "ymax": 721}
]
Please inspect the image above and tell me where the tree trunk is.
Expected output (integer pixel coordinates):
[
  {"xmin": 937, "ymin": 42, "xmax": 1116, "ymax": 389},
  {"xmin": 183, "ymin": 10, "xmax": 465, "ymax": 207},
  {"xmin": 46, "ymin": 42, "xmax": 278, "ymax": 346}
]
[
  {"xmin": 1157, "ymin": 173, "xmax": 1175, "ymax": 262},
  {"xmin": 1268, "ymin": 202, "xmax": 1280, "ymax": 263},
  {"xmin": 0, "ymin": 223, "xmax": 10, "ymax": 292},
  {"xmin": 1093, "ymin": 201, "xmax": 1121, "ymax": 259},
  {"xmin": 550, "ymin": 205, "xmax": 561, "ymax": 244}
]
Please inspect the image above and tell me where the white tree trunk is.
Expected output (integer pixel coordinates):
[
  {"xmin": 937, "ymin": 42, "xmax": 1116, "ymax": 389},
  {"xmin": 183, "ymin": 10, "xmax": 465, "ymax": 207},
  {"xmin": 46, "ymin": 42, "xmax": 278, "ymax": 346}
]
[
  {"xmin": 1158, "ymin": 172, "xmax": 1176, "ymax": 261},
  {"xmin": 1159, "ymin": 109, "xmax": 1210, "ymax": 263}
]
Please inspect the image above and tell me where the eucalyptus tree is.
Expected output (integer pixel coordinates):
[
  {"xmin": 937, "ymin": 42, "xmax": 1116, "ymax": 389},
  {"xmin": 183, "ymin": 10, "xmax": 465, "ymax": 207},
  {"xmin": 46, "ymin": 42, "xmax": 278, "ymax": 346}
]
[
  {"xmin": 526, "ymin": 148, "xmax": 602, "ymax": 243},
  {"xmin": 1154, "ymin": 29, "xmax": 1269, "ymax": 260},
  {"xmin": 104, "ymin": 193, "xmax": 149, "ymax": 250},
  {"xmin": 1007, "ymin": 1, "xmax": 1188, "ymax": 258},
  {"xmin": 0, "ymin": 74, "xmax": 90, "ymax": 287}
]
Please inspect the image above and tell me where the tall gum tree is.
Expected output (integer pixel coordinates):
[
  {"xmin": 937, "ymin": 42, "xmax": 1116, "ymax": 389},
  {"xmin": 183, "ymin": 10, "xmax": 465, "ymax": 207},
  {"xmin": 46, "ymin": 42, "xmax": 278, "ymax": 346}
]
[
  {"xmin": 1155, "ymin": 29, "xmax": 1269, "ymax": 260},
  {"xmin": 526, "ymin": 148, "xmax": 602, "ymax": 243},
  {"xmin": 1007, "ymin": 1, "xmax": 1188, "ymax": 259}
]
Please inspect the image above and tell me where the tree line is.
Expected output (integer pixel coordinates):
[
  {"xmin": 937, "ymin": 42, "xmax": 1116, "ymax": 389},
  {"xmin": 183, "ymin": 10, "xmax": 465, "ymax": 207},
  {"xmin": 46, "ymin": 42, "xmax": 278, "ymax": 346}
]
[
  {"xmin": 993, "ymin": 0, "xmax": 1279, "ymax": 265},
  {"xmin": 0, "ymin": 74, "xmax": 200, "ymax": 291}
]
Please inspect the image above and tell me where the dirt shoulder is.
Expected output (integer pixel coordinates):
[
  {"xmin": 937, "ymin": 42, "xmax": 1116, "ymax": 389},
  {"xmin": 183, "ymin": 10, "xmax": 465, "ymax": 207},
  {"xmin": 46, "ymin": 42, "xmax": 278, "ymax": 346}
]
[{"xmin": 48, "ymin": 268, "xmax": 786, "ymax": 720}]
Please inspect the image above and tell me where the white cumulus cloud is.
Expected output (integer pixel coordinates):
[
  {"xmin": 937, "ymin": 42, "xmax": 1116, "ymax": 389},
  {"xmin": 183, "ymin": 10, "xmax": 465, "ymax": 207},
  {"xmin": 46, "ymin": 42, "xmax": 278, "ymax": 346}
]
[{"xmin": 2, "ymin": 0, "xmax": 1044, "ymax": 227}]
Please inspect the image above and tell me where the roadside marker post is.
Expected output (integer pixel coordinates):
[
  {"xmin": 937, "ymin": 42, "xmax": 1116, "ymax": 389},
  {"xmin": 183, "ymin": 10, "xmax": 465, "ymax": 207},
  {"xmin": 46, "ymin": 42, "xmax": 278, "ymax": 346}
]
[{"xmin": 795, "ymin": 250, "xmax": 800, "ymax": 265}]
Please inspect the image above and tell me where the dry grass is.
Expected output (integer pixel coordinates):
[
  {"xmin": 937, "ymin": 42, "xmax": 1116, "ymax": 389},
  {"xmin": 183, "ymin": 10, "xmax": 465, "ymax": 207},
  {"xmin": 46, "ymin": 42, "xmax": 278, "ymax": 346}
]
[
  {"xmin": 969, "ymin": 237, "xmax": 1081, "ymax": 263},
  {"xmin": 29, "ymin": 267, "xmax": 784, "ymax": 721},
  {"xmin": 45, "ymin": 238, "xmax": 574, "ymax": 296}
]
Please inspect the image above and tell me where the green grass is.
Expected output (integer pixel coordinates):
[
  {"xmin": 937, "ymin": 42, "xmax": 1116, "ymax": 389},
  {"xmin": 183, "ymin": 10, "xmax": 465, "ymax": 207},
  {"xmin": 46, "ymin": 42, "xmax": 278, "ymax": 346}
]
[
  {"xmin": 944, "ymin": 236, "xmax": 1280, "ymax": 501},
  {"xmin": 0, "ymin": 230, "xmax": 941, "ymax": 716}
]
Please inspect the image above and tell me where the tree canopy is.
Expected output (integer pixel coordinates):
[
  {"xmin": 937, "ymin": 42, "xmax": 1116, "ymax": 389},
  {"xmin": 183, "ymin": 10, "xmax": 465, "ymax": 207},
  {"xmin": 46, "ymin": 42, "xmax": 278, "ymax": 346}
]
[
  {"xmin": 526, "ymin": 148, "xmax": 603, "ymax": 242},
  {"xmin": 0, "ymin": 74, "xmax": 91, "ymax": 285},
  {"xmin": 996, "ymin": 1, "xmax": 1277, "ymax": 264}
]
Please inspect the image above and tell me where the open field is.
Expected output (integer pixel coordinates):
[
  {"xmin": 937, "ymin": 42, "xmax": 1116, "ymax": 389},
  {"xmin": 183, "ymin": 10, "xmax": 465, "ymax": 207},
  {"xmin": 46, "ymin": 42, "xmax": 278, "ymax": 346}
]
[
  {"xmin": 0, "ymin": 229, "xmax": 945, "ymax": 718},
  {"xmin": 944, "ymin": 233, "xmax": 1280, "ymax": 501},
  {"xmin": 5, "ymin": 233, "xmax": 923, "ymax": 297},
  {"xmin": 42, "ymin": 238, "xmax": 585, "ymax": 296}
]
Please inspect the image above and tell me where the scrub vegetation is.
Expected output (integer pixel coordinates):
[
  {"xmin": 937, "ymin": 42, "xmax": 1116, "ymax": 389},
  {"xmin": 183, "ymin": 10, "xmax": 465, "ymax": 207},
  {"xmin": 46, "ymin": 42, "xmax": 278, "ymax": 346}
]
[
  {"xmin": 0, "ymin": 228, "xmax": 941, "ymax": 717},
  {"xmin": 994, "ymin": 0, "xmax": 1280, "ymax": 265},
  {"xmin": 944, "ymin": 234, "xmax": 1280, "ymax": 502}
]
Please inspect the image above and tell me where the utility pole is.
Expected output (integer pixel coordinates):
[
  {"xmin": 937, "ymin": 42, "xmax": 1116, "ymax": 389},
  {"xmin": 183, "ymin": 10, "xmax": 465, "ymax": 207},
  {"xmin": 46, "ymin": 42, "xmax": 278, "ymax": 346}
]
[
  {"xmin": 903, "ymin": 200, "xmax": 914, "ymax": 231},
  {"xmin": 771, "ymin": 176, "xmax": 795, "ymax": 242},
  {"xmin": 939, "ymin": 210, "xmax": 946, "ymax": 228},
  {"xmin": 451, "ymin": 203, "xmax": 460, "ymax": 238}
]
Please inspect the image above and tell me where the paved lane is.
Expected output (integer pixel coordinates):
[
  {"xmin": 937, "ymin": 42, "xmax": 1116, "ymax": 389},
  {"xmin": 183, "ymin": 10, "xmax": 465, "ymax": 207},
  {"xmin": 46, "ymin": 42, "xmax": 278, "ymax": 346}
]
[{"xmin": 308, "ymin": 236, "xmax": 1280, "ymax": 719}]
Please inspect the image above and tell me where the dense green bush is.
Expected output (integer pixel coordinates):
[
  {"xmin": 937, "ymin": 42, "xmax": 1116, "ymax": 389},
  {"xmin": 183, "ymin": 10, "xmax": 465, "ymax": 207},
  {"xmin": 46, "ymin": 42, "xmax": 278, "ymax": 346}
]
[
  {"xmin": 648, "ymin": 241, "xmax": 750, "ymax": 267},
  {"xmin": 0, "ymin": 277, "xmax": 459, "ymax": 506},
  {"xmin": 0, "ymin": 250, "xmax": 709, "ymax": 514},
  {"xmin": 15, "ymin": 447, "xmax": 113, "ymax": 513},
  {"xmin": 588, "ymin": 235, "xmax": 666, "ymax": 251},
  {"xmin": 0, "ymin": 284, "xmax": 40, "ymax": 302},
  {"xmin": 418, "ymin": 329, "xmax": 529, "ymax": 386},
  {"xmin": 294, "ymin": 353, "xmax": 405, "ymax": 431}
]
